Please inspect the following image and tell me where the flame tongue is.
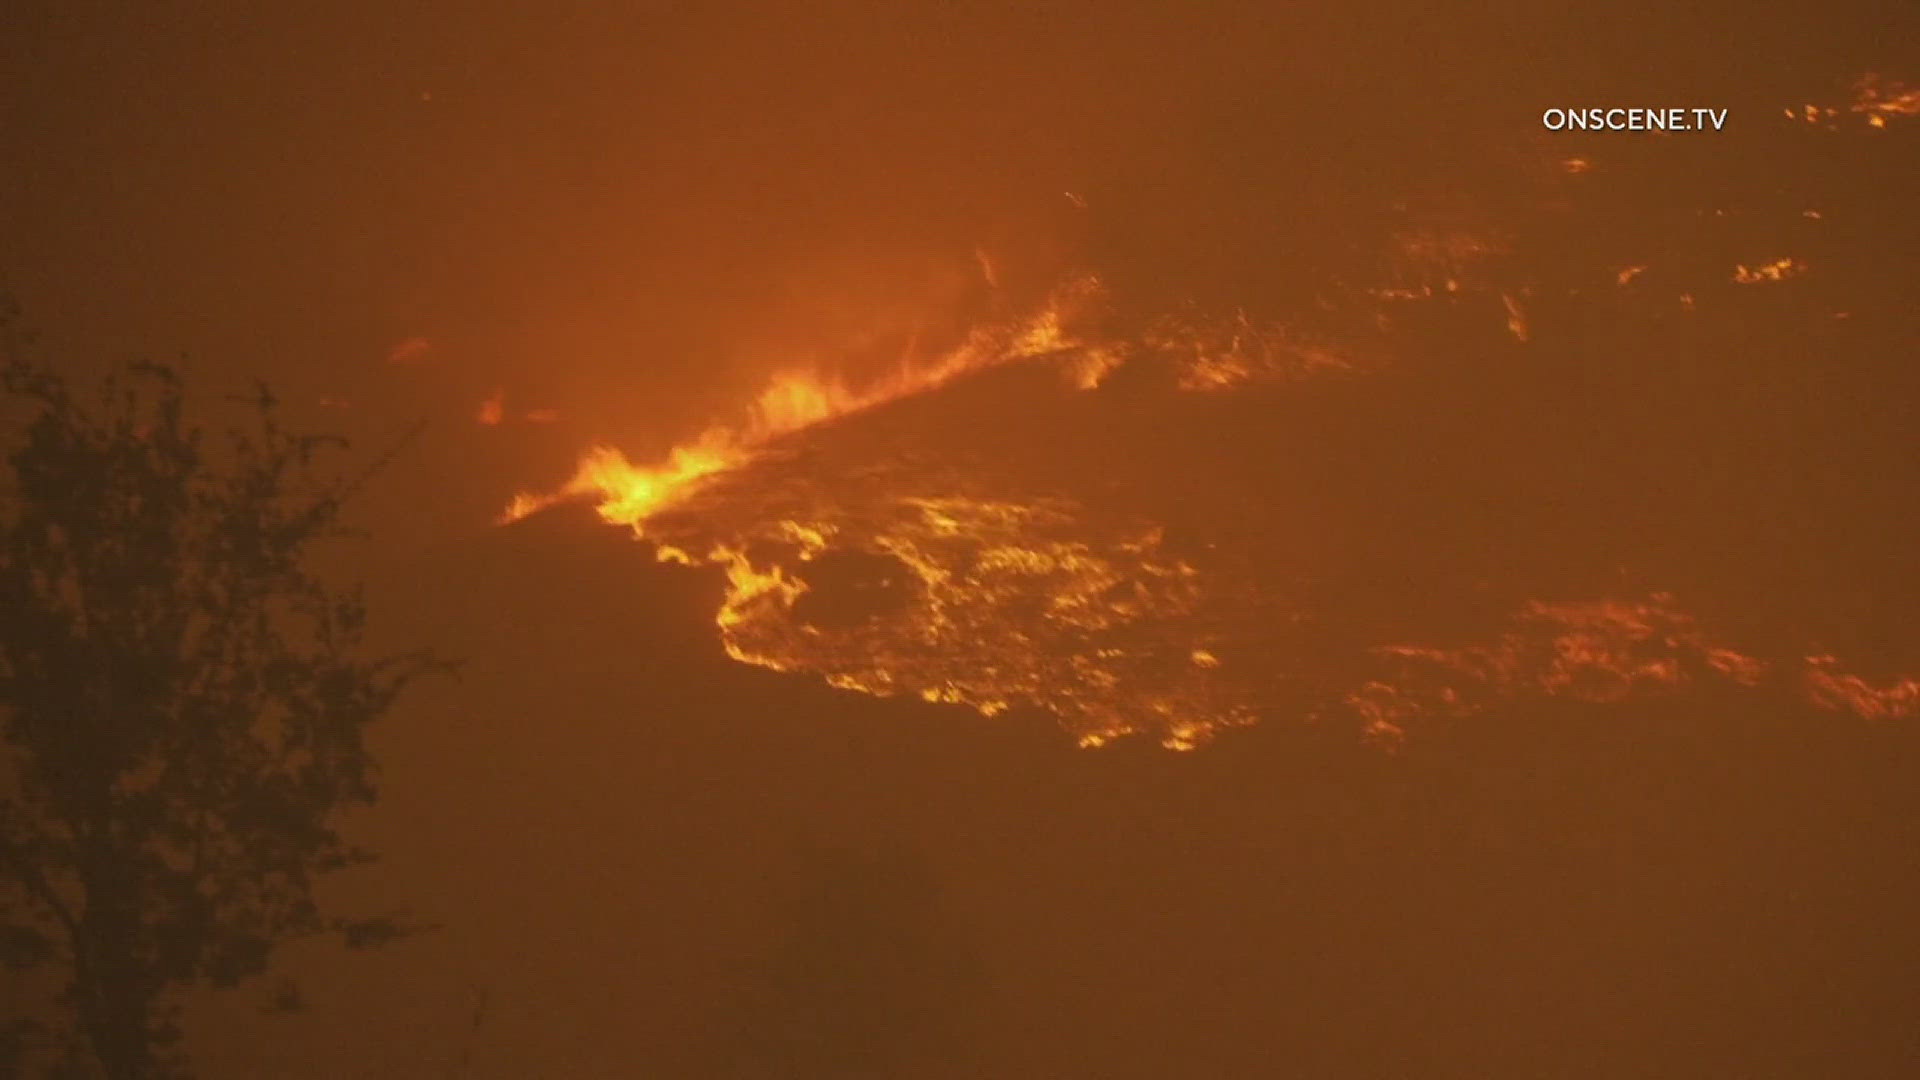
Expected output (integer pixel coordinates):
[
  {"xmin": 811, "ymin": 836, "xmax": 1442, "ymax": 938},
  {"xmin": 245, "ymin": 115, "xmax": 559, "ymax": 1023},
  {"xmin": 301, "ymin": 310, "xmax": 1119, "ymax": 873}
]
[{"xmin": 500, "ymin": 276, "xmax": 1098, "ymax": 529}]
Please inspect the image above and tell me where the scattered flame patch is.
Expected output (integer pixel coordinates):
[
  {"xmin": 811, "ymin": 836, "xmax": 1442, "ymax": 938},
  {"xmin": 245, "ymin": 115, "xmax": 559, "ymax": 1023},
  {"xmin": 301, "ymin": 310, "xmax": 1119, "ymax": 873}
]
[
  {"xmin": 1786, "ymin": 73, "xmax": 1917, "ymax": 131},
  {"xmin": 1789, "ymin": 103, "xmax": 1842, "ymax": 128},
  {"xmin": 1803, "ymin": 657, "xmax": 1920, "ymax": 721},
  {"xmin": 1142, "ymin": 310, "xmax": 1358, "ymax": 392},
  {"xmin": 1341, "ymin": 596, "xmax": 1916, "ymax": 734},
  {"xmin": 1733, "ymin": 257, "xmax": 1803, "ymax": 284},
  {"xmin": 1850, "ymin": 74, "xmax": 1920, "ymax": 127}
]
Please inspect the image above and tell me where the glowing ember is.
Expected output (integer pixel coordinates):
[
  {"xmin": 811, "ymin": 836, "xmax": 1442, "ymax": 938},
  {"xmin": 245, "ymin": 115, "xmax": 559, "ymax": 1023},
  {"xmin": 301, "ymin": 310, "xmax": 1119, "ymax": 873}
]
[{"xmin": 477, "ymin": 389, "xmax": 505, "ymax": 426}]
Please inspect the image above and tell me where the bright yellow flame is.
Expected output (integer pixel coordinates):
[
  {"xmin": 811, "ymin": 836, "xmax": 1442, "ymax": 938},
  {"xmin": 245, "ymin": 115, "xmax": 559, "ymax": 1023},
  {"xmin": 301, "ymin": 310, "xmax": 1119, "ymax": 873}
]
[
  {"xmin": 1733, "ymin": 257, "xmax": 1804, "ymax": 284},
  {"xmin": 499, "ymin": 277, "xmax": 1103, "ymax": 528}
]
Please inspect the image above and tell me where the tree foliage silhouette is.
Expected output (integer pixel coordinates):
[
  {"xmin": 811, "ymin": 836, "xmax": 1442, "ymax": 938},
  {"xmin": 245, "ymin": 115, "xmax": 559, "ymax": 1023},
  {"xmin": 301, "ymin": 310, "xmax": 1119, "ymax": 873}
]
[{"xmin": 0, "ymin": 353, "xmax": 432, "ymax": 1077}]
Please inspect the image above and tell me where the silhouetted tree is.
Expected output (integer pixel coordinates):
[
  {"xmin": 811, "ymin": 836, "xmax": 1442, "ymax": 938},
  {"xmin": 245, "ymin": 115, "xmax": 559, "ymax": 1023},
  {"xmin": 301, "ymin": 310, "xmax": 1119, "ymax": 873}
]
[{"xmin": 0, "ymin": 353, "xmax": 432, "ymax": 1077}]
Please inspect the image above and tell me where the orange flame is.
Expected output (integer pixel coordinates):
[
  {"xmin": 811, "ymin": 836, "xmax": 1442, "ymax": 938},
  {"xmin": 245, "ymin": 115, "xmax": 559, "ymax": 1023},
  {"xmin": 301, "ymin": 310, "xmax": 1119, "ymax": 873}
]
[
  {"xmin": 500, "ymin": 277, "xmax": 1100, "ymax": 528},
  {"xmin": 1850, "ymin": 74, "xmax": 1920, "ymax": 126},
  {"xmin": 1803, "ymin": 656, "xmax": 1920, "ymax": 720},
  {"xmin": 1733, "ymin": 257, "xmax": 1804, "ymax": 284},
  {"xmin": 1785, "ymin": 73, "xmax": 1915, "ymax": 131}
]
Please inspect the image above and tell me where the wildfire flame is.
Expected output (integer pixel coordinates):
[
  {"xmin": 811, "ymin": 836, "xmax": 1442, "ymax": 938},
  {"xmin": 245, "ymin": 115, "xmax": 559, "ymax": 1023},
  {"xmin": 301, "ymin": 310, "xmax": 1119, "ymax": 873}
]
[
  {"xmin": 500, "ymin": 276, "xmax": 1101, "ymax": 528},
  {"xmin": 1733, "ymin": 257, "xmax": 1804, "ymax": 284},
  {"xmin": 1345, "ymin": 596, "xmax": 1919, "ymax": 749},
  {"xmin": 1787, "ymin": 72, "xmax": 1917, "ymax": 130},
  {"xmin": 491, "ymin": 111, "xmax": 1917, "ymax": 749},
  {"xmin": 1851, "ymin": 74, "xmax": 1920, "ymax": 127}
]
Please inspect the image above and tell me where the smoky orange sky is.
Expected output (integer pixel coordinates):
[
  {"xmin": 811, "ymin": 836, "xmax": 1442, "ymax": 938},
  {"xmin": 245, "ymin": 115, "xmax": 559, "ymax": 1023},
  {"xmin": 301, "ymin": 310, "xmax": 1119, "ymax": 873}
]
[
  {"xmin": 6, "ymin": 2, "xmax": 1920, "ymax": 1077},
  {"xmin": 5, "ymin": 2, "xmax": 1910, "ymax": 544}
]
